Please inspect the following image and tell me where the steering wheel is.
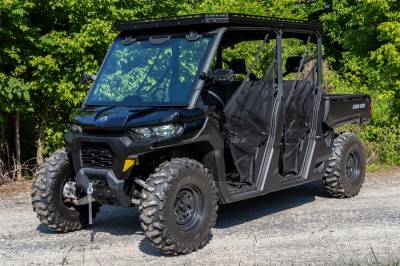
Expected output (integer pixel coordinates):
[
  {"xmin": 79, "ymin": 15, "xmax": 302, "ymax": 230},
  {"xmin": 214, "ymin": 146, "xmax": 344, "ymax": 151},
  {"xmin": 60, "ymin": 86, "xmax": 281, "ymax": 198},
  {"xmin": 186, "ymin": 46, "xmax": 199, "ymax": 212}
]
[
  {"xmin": 202, "ymin": 82, "xmax": 225, "ymax": 108},
  {"xmin": 207, "ymin": 90, "xmax": 225, "ymax": 107}
]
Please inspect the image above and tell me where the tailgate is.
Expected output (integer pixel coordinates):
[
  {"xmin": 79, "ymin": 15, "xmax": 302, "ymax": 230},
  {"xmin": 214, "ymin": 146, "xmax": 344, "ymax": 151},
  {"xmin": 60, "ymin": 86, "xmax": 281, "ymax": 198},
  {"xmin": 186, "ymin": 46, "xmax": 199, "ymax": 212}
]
[{"xmin": 323, "ymin": 94, "xmax": 371, "ymax": 128}]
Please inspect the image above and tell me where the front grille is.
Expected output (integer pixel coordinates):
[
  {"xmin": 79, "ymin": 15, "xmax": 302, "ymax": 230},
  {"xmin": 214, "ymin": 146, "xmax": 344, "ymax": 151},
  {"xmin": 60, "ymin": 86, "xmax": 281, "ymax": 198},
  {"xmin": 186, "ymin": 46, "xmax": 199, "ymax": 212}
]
[{"xmin": 81, "ymin": 143, "xmax": 114, "ymax": 168}]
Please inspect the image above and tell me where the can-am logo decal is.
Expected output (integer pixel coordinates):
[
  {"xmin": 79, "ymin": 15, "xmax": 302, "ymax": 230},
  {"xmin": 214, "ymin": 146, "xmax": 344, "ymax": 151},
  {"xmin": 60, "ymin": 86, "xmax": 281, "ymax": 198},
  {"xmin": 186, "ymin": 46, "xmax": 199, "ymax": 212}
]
[
  {"xmin": 352, "ymin": 103, "xmax": 366, "ymax": 110},
  {"xmin": 99, "ymin": 115, "xmax": 108, "ymax": 122}
]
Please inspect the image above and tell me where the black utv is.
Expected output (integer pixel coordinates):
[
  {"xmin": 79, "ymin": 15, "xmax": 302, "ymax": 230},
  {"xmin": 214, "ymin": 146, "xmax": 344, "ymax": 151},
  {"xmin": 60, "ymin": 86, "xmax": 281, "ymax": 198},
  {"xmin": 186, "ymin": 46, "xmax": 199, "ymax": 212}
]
[{"xmin": 32, "ymin": 13, "xmax": 371, "ymax": 254}]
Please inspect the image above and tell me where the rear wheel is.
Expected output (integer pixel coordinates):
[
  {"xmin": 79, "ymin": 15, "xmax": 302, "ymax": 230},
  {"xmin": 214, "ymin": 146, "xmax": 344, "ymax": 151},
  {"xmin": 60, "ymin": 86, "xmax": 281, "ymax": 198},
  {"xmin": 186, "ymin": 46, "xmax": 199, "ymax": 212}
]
[
  {"xmin": 323, "ymin": 133, "xmax": 366, "ymax": 198},
  {"xmin": 31, "ymin": 150, "xmax": 100, "ymax": 232},
  {"xmin": 139, "ymin": 158, "xmax": 218, "ymax": 255}
]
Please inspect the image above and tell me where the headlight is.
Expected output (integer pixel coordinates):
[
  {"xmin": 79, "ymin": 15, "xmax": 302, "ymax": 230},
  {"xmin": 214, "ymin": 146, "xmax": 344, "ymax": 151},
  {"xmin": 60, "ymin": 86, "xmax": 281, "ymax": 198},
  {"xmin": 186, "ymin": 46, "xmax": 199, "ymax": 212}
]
[
  {"xmin": 131, "ymin": 124, "xmax": 183, "ymax": 139},
  {"xmin": 70, "ymin": 124, "xmax": 82, "ymax": 133},
  {"xmin": 134, "ymin": 127, "xmax": 154, "ymax": 138}
]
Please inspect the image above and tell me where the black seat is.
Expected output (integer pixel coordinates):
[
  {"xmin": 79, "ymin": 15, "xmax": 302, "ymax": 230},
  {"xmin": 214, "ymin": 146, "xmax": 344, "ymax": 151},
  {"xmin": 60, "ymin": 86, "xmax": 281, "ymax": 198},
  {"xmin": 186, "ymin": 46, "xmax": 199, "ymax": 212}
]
[{"xmin": 282, "ymin": 77, "xmax": 315, "ymax": 176}]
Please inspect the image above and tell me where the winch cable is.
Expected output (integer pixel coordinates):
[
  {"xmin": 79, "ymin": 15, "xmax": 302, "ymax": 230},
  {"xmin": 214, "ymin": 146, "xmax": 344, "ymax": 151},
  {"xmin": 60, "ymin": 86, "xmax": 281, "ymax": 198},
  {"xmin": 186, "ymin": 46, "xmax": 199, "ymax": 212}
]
[{"xmin": 87, "ymin": 182, "xmax": 94, "ymax": 225}]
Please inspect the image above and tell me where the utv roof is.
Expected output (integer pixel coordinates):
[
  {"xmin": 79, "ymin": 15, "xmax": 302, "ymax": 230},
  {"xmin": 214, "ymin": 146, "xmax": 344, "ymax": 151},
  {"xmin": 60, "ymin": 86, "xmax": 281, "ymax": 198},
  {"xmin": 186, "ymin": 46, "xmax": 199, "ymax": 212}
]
[{"xmin": 114, "ymin": 13, "xmax": 323, "ymax": 35}]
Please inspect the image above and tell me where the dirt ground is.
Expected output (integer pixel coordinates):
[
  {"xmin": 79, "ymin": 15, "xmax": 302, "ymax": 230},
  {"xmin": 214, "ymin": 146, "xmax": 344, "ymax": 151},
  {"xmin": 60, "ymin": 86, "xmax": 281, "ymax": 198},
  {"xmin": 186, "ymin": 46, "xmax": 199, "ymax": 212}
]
[{"xmin": 0, "ymin": 170, "xmax": 399, "ymax": 265}]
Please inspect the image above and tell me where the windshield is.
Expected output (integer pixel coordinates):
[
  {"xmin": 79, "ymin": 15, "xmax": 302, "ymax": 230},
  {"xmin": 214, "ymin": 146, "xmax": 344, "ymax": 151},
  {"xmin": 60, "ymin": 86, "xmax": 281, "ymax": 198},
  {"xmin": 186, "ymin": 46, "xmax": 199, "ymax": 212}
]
[{"xmin": 85, "ymin": 35, "xmax": 214, "ymax": 107}]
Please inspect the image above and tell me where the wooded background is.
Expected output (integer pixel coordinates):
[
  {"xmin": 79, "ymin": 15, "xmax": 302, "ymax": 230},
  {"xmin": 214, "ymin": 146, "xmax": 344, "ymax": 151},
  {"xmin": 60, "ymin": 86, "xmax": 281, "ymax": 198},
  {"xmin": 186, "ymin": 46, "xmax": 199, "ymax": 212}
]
[{"xmin": 1, "ymin": 0, "xmax": 399, "ymax": 182}]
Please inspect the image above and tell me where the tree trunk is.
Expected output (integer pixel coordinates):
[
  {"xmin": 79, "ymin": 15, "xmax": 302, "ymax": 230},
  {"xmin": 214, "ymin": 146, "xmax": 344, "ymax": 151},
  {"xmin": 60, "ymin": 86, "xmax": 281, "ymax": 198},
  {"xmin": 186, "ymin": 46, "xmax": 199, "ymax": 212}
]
[
  {"xmin": 36, "ymin": 127, "xmax": 44, "ymax": 166},
  {"xmin": 36, "ymin": 104, "xmax": 50, "ymax": 166},
  {"xmin": 15, "ymin": 111, "xmax": 22, "ymax": 181}
]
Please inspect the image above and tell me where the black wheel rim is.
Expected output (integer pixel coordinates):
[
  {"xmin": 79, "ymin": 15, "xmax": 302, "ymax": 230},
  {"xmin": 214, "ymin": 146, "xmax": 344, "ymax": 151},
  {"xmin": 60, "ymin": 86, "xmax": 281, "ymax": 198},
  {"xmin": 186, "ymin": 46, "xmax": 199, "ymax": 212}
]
[
  {"xmin": 61, "ymin": 180, "xmax": 78, "ymax": 209},
  {"xmin": 61, "ymin": 178, "xmax": 86, "ymax": 212},
  {"xmin": 346, "ymin": 150, "xmax": 361, "ymax": 182},
  {"xmin": 174, "ymin": 185, "xmax": 203, "ymax": 231}
]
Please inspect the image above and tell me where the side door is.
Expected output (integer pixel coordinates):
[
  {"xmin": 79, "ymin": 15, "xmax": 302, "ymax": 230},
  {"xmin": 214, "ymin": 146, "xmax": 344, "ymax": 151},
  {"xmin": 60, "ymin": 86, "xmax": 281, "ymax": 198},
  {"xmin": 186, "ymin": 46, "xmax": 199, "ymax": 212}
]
[
  {"xmin": 223, "ymin": 31, "xmax": 286, "ymax": 197},
  {"xmin": 280, "ymin": 35, "xmax": 324, "ymax": 183}
]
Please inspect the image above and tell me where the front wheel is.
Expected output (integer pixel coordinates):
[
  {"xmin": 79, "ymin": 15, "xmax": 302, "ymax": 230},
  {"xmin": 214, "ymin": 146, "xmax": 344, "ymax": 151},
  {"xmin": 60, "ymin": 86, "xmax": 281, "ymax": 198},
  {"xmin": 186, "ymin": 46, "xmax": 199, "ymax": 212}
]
[
  {"xmin": 139, "ymin": 158, "xmax": 218, "ymax": 255},
  {"xmin": 31, "ymin": 150, "xmax": 100, "ymax": 232},
  {"xmin": 323, "ymin": 133, "xmax": 366, "ymax": 198}
]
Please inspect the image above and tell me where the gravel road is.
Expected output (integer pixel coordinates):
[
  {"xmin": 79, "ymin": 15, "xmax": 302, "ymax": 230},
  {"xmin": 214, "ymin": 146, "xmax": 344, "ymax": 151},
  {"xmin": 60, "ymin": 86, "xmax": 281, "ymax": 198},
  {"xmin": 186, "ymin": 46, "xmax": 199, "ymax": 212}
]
[{"xmin": 0, "ymin": 171, "xmax": 399, "ymax": 265}]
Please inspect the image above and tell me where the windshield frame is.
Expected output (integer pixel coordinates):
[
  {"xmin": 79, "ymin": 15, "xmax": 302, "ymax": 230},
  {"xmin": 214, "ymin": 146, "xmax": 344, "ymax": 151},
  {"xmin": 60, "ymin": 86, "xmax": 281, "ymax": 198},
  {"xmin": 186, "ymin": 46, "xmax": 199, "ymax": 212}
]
[{"xmin": 83, "ymin": 31, "xmax": 218, "ymax": 108}]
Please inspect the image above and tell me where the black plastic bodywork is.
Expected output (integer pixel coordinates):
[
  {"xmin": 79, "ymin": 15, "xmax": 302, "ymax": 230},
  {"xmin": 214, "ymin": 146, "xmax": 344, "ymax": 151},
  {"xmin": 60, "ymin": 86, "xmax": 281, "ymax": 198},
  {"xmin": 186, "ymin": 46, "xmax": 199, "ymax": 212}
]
[
  {"xmin": 323, "ymin": 94, "xmax": 371, "ymax": 128},
  {"xmin": 67, "ymin": 13, "xmax": 371, "ymax": 206},
  {"xmin": 67, "ymin": 107, "xmax": 208, "ymax": 178}
]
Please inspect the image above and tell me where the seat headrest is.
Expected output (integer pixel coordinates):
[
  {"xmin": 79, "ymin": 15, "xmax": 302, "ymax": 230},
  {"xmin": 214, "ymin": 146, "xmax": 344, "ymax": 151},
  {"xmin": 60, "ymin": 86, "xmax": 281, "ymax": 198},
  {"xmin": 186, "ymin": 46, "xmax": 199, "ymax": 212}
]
[
  {"xmin": 229, "ymin": 59, "xmax": 247, "ymax": 75},
  {"xmin": 285, "ymin": 56, "xmax": 303, "ymax": 74}
]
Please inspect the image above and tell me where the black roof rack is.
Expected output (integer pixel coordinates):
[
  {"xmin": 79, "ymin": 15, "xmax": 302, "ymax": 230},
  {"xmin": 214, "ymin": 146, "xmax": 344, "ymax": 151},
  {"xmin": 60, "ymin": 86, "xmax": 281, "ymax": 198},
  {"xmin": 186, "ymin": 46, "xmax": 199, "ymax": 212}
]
[{"xmin": 114, "ymin": 13, "xmax": 322, "ymax": 33}]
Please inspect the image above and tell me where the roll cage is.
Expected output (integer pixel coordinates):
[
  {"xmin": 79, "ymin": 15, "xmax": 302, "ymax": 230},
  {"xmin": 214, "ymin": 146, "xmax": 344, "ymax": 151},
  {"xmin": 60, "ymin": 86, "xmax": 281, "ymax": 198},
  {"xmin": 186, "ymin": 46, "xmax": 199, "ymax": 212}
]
[
  {"xmin": 113, "ymin": 13, "xmax": 326, "ymax": 202},
  {"xmin": 113, "ymin": 13, "xmax": 324, "ymax": 109}
]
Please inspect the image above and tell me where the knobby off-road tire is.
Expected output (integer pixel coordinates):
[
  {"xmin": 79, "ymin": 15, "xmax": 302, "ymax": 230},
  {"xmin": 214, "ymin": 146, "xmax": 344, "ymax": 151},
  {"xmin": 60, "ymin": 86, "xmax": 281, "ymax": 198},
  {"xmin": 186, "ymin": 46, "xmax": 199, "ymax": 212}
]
[
  {"xmin": 323, "ymin": 133, "xmax": 366, "ymax": 198},
  {"xmin": 31, "ymin": 150, "xmax": 100, "ymax": 232},
  {"xmin": 139, "ymin": 158, "xmax": 218, "ymax": 255}
]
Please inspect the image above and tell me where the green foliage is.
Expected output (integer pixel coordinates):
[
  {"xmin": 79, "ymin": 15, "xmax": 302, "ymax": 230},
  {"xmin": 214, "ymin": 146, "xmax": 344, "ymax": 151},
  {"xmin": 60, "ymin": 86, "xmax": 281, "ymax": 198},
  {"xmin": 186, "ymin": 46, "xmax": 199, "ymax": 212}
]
[
  {"xmin": 320, "ymin": 0, "xmax": 400, "ymax": 164},
  {"xmin": 0, "ymin": 0, "xmax": 399, "ymax": 165},
  {"xmin": 1, "ymin": 0, "xmax": 187, "ymax": 153},
  {"xmin": 0, "ymin": 74, "xmax": 30, "ymax": 112}
]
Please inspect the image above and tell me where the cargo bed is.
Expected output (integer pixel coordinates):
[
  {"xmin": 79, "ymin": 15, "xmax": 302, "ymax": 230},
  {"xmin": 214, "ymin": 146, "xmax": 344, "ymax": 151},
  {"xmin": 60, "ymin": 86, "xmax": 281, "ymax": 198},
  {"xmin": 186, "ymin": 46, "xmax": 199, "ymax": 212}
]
[{"xmin": 323, "ymin": 94, "xmax": 371, "ymax": 128}]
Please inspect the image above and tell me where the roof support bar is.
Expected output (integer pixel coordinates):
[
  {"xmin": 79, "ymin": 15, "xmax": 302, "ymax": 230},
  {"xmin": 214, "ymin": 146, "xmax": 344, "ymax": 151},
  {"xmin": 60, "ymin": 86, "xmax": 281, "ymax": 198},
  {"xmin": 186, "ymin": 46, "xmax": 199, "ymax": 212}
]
[{"xmin": 189, "ymin": 27, "xmax": 227, "ymax": 109}]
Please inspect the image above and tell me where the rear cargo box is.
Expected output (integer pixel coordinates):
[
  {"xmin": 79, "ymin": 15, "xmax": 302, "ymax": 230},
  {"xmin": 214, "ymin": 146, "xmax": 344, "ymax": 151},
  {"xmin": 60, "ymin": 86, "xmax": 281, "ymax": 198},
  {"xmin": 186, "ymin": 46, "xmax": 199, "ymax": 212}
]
[{"xmin": 323, "ymin": 94, "xmax": 371, "ymax": 128}]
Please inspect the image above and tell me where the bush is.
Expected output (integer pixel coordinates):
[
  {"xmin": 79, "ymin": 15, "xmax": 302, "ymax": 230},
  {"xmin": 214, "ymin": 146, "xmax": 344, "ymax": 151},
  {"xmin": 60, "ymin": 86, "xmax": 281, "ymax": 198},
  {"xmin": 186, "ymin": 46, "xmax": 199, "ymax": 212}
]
[{"xmin": 338, "ymin": 124, "xmax": 400, "ymax": 167}]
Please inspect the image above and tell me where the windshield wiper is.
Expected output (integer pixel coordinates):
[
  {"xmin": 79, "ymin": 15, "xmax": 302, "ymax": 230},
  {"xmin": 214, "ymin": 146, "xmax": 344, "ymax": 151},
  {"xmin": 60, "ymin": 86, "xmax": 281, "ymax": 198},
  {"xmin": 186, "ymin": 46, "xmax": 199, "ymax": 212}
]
[
  {"xmin": 122, "ymin": 36, "xmax": 136, "ymax": 45},
  {"xmin": 149, "ymin": 36, "xmax": 171, "ymax": 45}
]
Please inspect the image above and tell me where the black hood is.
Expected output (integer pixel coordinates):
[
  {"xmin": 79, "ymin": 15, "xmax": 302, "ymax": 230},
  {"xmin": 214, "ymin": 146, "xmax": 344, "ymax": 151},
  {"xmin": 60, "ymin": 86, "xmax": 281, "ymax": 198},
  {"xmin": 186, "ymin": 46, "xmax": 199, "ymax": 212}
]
[{"xmin": 70, "ymin": 106, "xmax": 205, "ymax": 129}]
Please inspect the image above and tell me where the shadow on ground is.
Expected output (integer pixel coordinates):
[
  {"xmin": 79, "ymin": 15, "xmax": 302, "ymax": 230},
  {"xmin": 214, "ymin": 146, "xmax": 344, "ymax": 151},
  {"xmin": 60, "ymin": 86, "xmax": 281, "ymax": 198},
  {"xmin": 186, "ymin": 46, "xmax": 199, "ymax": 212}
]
[
  {"xmin": 36, "ymin": 180, "xmax": 325, "ymax": 256},
  {"xmin": 137, "ymin": 233, "xmax": 215, "ymax": 257},
  {"xmin": 216, "ymin": 180, "xmax": 324, "ymax": 228},
  {"xmin": 37, "ymin": 206, "xmax": 142, "ymax": 236}
]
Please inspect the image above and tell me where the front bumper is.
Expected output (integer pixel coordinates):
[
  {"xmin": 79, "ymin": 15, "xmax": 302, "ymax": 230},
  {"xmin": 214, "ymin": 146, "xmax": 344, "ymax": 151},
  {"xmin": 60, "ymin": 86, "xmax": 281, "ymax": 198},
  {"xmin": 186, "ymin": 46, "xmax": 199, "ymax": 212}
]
[{"xmin": 75, "ymin": 168, "xmax": 132, "ymax": 207}]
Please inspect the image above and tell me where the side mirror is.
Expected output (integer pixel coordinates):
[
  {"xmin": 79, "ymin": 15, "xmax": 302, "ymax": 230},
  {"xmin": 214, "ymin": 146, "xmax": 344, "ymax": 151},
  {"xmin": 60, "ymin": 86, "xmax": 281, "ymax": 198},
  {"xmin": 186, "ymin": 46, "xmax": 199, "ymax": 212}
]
[
  {"xmin": 81, "ymin": 74, "xmax": 97, "ymax": 84},
  {"xmin": 211, "ymin": 69, "xmax": 234, "ymax": 82},
  {"xmin": 285, "ymin": 56, "xmax": 303, "ymax": 75}
]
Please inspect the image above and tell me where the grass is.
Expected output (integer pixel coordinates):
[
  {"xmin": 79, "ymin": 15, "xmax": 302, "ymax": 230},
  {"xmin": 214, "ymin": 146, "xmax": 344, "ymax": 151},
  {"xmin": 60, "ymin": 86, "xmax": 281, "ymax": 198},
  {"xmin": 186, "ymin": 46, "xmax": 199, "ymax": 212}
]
[
  {"xmin": 345, "ymin": 246, "xmax": 400, "ymax": 266},
  {"xmin": 367, "ymin": 163, "xmax": 400, "ymax": 172}
]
